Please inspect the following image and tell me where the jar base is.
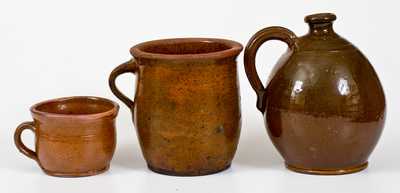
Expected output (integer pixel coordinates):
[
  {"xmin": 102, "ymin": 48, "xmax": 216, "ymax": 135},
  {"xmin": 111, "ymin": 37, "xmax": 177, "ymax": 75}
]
[
  {"xmin": 285, "ymin": 162, "xmax": 368, "ymax": 175},
  {"xmin": 147, "ymin": 164, "xmax": 231, "ymax": 176},
  {"xmin": 41, "ymin": 165, "xmax": 110, "ymax": 177}
]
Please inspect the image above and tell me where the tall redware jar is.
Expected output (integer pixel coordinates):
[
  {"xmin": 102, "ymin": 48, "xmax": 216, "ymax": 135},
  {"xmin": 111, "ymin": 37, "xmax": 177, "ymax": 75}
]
[
  {"xmin": 109, "ymin": 38, "xmax": 243, "ymax": 176},
  {"xmin": 244, "ymin": 13, "xmax": 386, "ymax": 175}
]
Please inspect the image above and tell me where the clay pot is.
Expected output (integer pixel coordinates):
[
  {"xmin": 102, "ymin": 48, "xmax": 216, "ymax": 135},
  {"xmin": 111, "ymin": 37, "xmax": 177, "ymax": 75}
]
[
  {"xmin": 14, "ymin": 96, "xmax": 119, "ymax": 177},
  {"xmin": 244, "ymin": 13, "xmax": 385, "ymax": 175},
  {"xmin": 109, "ymin": 38, "xmax": 243, "ymax": 176}
]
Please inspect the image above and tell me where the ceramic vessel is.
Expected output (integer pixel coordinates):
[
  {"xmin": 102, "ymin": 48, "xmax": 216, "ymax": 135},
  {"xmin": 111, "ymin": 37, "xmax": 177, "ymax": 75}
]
[
  {"xmin": 244, "ymin": 13, "xmax": 386, "ymax": 175},
  {"xmin": 14, "ymin": 96, "xmax": 119, "ymax": 177},
  {"xmin": 109, "ymin": 38, "xmax": 243, "ymax": 176}
]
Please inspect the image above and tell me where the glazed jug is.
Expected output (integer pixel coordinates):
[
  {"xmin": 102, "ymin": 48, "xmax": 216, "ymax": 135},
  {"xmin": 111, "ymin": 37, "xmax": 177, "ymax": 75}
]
[
  {"xmin": 109, "ymin": 38, "xmax": 243, "ymax": 176},
  {"xmin": 244, "ymin": 13, "xmax": 385, "ymax": 175}
]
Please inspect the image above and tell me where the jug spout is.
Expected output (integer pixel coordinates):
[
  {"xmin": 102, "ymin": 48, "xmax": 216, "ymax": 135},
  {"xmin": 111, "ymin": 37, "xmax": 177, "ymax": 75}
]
[{"xmin": 305, "ymin": 13, "xmax": 336, "ymax": 35}]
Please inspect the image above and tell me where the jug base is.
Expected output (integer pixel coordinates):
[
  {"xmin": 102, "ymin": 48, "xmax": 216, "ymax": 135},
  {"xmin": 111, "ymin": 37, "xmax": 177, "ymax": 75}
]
[
  {"xmin": 285, "ymin": 162, "xmax": 368, "ymax": 175},
  {"xmin": 41, "ymin": 165, "xmax": 110, "ymax": 177},
  {"xmin": 147, "ymin": 164, "xmax": 231, "ymax": 176}
]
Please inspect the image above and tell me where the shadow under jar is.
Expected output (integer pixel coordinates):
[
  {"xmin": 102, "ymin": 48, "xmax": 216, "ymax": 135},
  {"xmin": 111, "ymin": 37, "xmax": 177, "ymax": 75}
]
[
  {"xmin": 109, "ymin": 38, "xmax": 243, "ymax": 176},
  {"xmin": 244, "ymin": 13, "xmax": 386, "ymax": 175},
  {"xmin": 14, "ymin": 96, "xmax": 119, "ymax": 177}
]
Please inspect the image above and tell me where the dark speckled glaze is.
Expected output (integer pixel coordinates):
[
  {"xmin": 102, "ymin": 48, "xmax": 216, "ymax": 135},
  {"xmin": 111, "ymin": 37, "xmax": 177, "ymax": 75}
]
[
  {"xmin": 109, "ymin": 38, "xmax": 243, "ymax": 176},
  {"xmin": 244, "ymin": 13, "xmax": 386, "ymax": 175}
]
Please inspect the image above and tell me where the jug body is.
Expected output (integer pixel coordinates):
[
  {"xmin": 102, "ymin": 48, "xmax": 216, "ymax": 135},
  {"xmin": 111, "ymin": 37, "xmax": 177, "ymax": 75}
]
[
  {"xmin": 244, "ymin": 13, "xmax": 385, "ymax": 175},
  {"xmin": 110, "ymin": 38, "xmax": 243, "ymax": 176}
]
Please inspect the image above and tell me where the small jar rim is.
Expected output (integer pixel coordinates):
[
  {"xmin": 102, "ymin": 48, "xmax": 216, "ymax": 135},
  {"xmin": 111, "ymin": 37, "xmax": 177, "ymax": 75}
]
[{"xmin": 30, "ymin": 96, "xmax": 119, "ymax": 120}]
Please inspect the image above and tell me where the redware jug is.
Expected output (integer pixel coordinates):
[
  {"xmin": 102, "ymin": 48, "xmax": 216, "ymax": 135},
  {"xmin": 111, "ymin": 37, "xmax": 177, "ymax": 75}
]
[{"xmin": 244, "ymin": 13, "xmax": 385, "ymax": 175}]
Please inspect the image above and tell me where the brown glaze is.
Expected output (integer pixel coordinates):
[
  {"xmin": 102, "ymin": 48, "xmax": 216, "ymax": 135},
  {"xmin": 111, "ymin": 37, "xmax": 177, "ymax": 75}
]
[
  {"xmin": 244, "ymin": 13, "xmax": 385, "ymax": 175},
  {"xmin": 14, "ymin": 96, "xmax": 119, "ymax": 177},
  {"xmin": 109, "ymin": 38, "xmax": 243, "ymax": 176}
]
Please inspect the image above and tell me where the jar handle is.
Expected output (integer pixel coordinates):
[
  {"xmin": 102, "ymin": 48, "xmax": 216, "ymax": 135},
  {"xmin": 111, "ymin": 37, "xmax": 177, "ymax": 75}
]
[
  {"xmin": 244, "ymin": 26, "xmax": 297, "ymax": 112},
  {"xmin": 14, "ymin": 121, "xmax": 38, "ymax": 161},
  {"xmin": 109, "ymin": 59, "xmax": 138, "ymax": 109}
]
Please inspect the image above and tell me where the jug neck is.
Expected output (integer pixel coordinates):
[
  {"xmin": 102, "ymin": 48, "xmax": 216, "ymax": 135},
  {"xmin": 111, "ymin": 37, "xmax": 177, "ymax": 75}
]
[
  {"xmin": 305, "ymin": 13, "xmax": 337, "ymax": 36},
  {"xmin": 308, "ymin": 23, "xmax": 335, "ymax": 35}
]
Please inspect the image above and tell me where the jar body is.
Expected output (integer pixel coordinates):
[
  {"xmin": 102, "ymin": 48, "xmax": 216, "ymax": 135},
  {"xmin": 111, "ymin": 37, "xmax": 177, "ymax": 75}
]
[
  {"xmin": 35, "ymin": 117, "xmax": 117, "ymax": 176},
  {"xmin": 133, "ymin": 58, "xmax": 241, "ymax": 176}
]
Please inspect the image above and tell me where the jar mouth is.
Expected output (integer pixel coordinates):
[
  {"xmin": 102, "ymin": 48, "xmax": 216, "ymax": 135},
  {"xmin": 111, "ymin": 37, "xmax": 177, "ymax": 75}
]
[
  {"xmin": 30, "ymin": 96, "xmax": 119, "ymax": 119},
  {"xmin": 131, "ymin": 38, "xmax": 243, "ymax": 60}
]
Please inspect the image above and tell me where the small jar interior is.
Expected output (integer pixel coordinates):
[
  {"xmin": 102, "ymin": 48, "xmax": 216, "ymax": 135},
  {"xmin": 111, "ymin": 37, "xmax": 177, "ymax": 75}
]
[
  {"xmin": 140, "ymin": 41, "xmax": 231, "ymax": 55},
  {"xmin": 35, "ymin": 98, "xmax": 114, "ymax": 115}
]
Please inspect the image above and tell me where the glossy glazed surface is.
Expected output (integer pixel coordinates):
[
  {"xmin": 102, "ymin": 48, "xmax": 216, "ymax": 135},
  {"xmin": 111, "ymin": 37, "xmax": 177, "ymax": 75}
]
[
  {"xmin": 244, "ymin": 13, "xmax": 385, "ymax": 175},
  {"xmin": 109, "ymin": 38, "xmax": 243, "ymax": 176},
  {"xmin": 14, "ymin": 96, "xmax": 119, "ymax": 177}
]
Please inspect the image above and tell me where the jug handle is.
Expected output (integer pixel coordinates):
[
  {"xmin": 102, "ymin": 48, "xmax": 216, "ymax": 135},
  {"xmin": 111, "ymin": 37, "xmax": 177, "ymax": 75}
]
[
  {"xmin": 109, "ymin": 59, "xmax": 138, "ymax": 109},
  {"xmin": 244, "ymin": 26, "xmax": 297, "ymax": 112}
]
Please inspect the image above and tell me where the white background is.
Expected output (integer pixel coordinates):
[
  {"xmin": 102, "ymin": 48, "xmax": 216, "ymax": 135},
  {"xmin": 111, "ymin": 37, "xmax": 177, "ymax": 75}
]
[{"xmin": 1, "ymin": 0, "xmax": 399, "ymax": 192}]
